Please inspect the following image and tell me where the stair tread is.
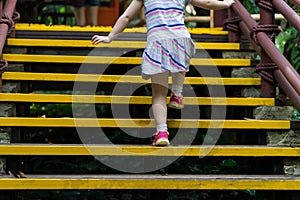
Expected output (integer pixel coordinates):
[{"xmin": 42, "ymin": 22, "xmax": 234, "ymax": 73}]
[
  {"xmin": 3, "ymin": 72, "xmax": 261, "ymax": 85},
  {"xmin": 0, "ymin": 174, "xmax": 299, "ymax": 190},
  {"xmin": 0, "ymin": 93, "xmax": 274, "ymax": 106},
  {"xmin": 3, "ymin": 54, "xmax": 251, "ymax": 66},
  {"xmin": 0, "ymin": 144, "xmax": 299, "ymax": 156},
  {"xmin": 0, "ymin": 117, "xmax": 290, "ymax": 129},
  {"xmin": 15, "ymin": 24, "xmax": 228, "ymax": 35},
  {"xmin": 6, "ymin": 38, "xmax": 240, "ymax": 50}
]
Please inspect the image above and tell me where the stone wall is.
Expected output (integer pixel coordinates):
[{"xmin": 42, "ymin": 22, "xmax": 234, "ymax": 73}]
[
  {"xmin": 254, "ymin": 106, "xmax": 300, "ymax": 175},
  {"xmin": 0, "ymin": 51, "xmax": 25, "ymax": 174}
]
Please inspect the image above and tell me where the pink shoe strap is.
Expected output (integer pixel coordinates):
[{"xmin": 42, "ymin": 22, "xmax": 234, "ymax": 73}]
[{"xmin": 154, "ymin": 131, "xmax": 169, "ymax": 136}]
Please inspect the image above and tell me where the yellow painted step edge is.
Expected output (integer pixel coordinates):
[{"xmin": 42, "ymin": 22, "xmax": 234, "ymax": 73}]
[
  {"xmin": 0, "ymin": 145, "xmax": 298, "ymax": 157},
  {"xmin": 0, "ymin": 174, "xmax": 299, "ymax": 190},
  {"xmin": 2, "ymin": 72, "xmax": 261, "ymax": 85},
  {"xmin": 15, "ymin": 24, "xmax": 228, "ymax": 35},
  {"xmin": 0, "ymin": 117, "xmax": 290, "ymax": 129},
  {"xmin": 6, "ymin": 38, "xmax": 240, "ymax": 50},
  {"xmin": 3, "ymin": 54, "xmax": 251, "ymax": 66},
  {"xmin": 0, "ymin": 93, "xmax": 275, "ymax": 106}
]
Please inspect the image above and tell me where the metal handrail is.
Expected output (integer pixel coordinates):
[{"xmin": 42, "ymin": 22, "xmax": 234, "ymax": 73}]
[
  {"xmin": 273, "ymin": 0, "xmax": 300, "ymax": 32},
  {"xmin": 229, "ymin": 0, "xmax": 300, "ymax": 111},
  {"xmin": 292, "ymin": 0, "xmax": 300, "ymax": 8},
  {"xmin": 185, "ymin": 11, "xmax": 284, "ymax": 28}
]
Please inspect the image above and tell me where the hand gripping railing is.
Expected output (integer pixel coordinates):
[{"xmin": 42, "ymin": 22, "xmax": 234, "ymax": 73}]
[
  {"xmin": 0, "ymin": 0, "xmax": 19, "ymax": 92},
  {"xmin": 225, "ymin": 0, "xmax": 300, "ymax": 111}
]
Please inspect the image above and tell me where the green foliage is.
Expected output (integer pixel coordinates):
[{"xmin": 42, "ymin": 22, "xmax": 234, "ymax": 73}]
[
  {"xmin": 275, "ymin": 0, "xmax": 300, "ymax": 72},
  {"xmin": 38, "ymin": 5, "xmax": 75, "ymax": 25},
  {"xmin": 285, "ymin": 0, "xmax": 300, "ymax": 14},
  {"xmin": 276, "ymin": 26, "xmax": 300, "ymax": 72},
  {"xmin": 293, "ymin": 108, "xmax": 300, "ymax": 120},
  {"xmin": 244, "ymin": 0, "xmax": 259, "ymax": 14},
  {"xmin": 30, "ymin": 103, "xmax": 72, "ymax": 117}
]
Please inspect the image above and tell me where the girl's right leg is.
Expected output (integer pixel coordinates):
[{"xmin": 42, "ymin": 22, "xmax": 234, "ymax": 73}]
[
  {"xmin": 151, "ymin": 71, "xmax": 169, "ymax": 146},
  {"xmin": 168, "ymin": 71, "xmax": 185, "ymax": 109}
]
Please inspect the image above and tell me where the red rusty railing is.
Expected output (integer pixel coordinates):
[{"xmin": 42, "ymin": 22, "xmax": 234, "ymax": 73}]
[
  {"xmin": 224, "ymin": 0, "xmax": 300, "ymax": 111},
  {"xmin": 273, "ymin": 0, "xmax": 300, "ymax": 32},
  {"xmin": 292, "ymin": 0, "xmax": 300, "ymax": 8},
  {"xmin": 0, "ymin": 0, "xmax": 19, "ymax": 92}
]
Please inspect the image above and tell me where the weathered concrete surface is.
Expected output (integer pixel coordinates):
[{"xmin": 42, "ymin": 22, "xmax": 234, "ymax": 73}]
[
  {"xmin": 254, "ymin": 106, "xmax": 294, "ymax": 120},
  {"xmin": 283, "ymin": 158, "xmax": 300, "ymax": 175},
  {"xmin": 0, "ymin": 128, "xmax": 11, "ymax": 174}
]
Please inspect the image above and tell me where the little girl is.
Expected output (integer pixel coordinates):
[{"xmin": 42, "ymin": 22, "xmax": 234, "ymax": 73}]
[{"xmin": 91, "ymin": 0, "xmax": 234, "ymax": 146}]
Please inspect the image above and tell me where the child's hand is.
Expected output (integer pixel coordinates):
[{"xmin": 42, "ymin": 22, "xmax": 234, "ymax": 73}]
[
  {"xmin": 91, "ymin": 35, "xmax": 111, "ymax": 45},
  {"xmin": 224, "ymin": 0, "xmax": 235, "ymax": 7}
]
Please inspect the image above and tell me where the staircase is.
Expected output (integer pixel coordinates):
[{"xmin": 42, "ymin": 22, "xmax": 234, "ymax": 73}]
[{"xmin": 0, "ymin": 23, "xmax": 300, "ymax": 198}]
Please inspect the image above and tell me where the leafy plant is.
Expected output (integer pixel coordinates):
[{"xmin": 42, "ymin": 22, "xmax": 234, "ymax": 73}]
[
  {"xmin": 276, "ymin": 26, "xmax": 300, "ymax": 72},
  {"xmin": 244, "ymin": 0, "xmax": 260, "ymax": 14},
  {"xmin": 275, "ymin": 0, "xmax": 300, "ymax": 72}
]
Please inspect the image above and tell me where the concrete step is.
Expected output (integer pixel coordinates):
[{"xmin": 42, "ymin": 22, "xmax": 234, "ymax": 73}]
[
  {"xmin": 0, "ymin": 174, "xmax": 299, "ymax": 190},
  {"xmin": 0, "ymin": 117, "xmax": 290, "ymax": 129},
  {"xmin": 0, "ymin": 93, "xmax": 274, "ymax": 106}
]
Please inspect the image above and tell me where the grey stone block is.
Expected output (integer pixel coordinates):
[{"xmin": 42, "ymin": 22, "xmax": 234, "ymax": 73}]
[
  {"xmin": 231, "ymin": 67, "xmax": 260, "ymax": 78},
  {"xmin": 0, "ymin": 128, "xmax": 11, "ymax": 175},
  {"xmin": 0, "ymin": 159, "xmax": 5, "ymax": 175},
  {"xmin": 222, "ymin": 51, "xmax": 258, "ymax": 59},
  {"xmin": 242, "ymin": 87, "xmax": 261, "ymax": 98},
  {"xmin": 3, "ymin": 47, "xmax": 27, "ymax": 54},
  {"xmin": 0, "ymin": 104, "xmax": 16, "ymax": 117},
  {"xmin": 2, "ymin": 82, "xmax": 20, "ymax": 93},
  {"xmin": 0, "ymin": 128, "xmax": 11, "ymax": 144},
  {"xmin": 7, "ymin": 63, "xmax": 24, "ymax": 72},
  {"xmin": 283, "ymin": 158, "xmax": 300, "ymax": 175},
  {"xmin": 254, "ymin": 106, "xmax": 294, "ymax": 120},
  {"xmin": 267, "ymin": 130, "xmax": 300, "ymax": 146}
]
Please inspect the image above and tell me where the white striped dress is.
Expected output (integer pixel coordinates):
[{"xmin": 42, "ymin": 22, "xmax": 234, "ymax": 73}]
[{"xmin": 141, "ymin": 0, "xmax": 195, "ymax": 79}]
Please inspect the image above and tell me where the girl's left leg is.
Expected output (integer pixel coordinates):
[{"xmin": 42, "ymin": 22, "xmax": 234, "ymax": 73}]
[{"xmin": 151, "ymin": 71, "xmax": 169, "ymax": 146}]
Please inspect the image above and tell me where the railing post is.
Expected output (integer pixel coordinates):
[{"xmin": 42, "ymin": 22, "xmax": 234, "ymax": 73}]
[
  {"xmin": 213, "ymin": 9, "xmax": 227, "ymax": 27},
  {"xmin": 223, "ymin": 8, "xmax": 241, "ymax": 43},
  {"xmin": 255, "ymin": 0, "xmax": 276, "ymax": 98}
]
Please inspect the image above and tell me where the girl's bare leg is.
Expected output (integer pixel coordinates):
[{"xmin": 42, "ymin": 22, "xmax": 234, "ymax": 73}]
[
  {"xmin": 151, "ymin": 71, "xmax": 169, "ymax": 131},
  {"xmin": 168, "ymin": 71, "xmax": 186, "ymax": 109},
  {"xmin": 171, "ymin": 71, "xmax": 185, "ymax": 96}
]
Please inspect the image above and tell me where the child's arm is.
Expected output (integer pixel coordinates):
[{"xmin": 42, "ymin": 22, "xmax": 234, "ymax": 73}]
[
  {"xmin": 190, "ymin": 0, "xmax": 235, "ymax": 10},
  {"xmin": 91, "ymin": 0, "xmax": 143, "ymax": 44}
]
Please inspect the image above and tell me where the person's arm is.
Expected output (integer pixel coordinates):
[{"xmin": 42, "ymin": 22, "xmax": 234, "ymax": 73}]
[
  {"xmin": 91, "ymin": 0, "xmax": 143, "ymax": 44},
  {"xmin": 190, "ymin": 0, "xmax": 235, "ymax": 10}
]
